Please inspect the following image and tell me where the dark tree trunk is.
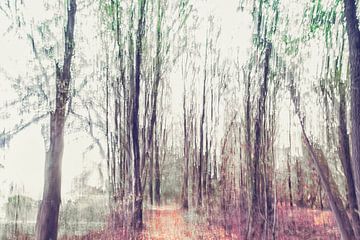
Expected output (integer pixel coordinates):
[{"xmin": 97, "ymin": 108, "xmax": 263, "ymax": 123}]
[
  {"xmin": 344, "ymin": 1, "xmax": 360, "ymax": 237},
  {"xmin": 154, "ymin": 125, "xmax": 162, "ymax": 206},
  {"xmin": 198, "ymin": 37, "xmax": 208, "ymax": 208},
  {"xmin": 192, "ymin": 119, "xmax": 197, "ymax": 207},
  {"xmin": 35, "ymin": 1, "xmax": 76, "ymax": 239},
  {"xmin": 182, "ymin": 80, "xmax": 189, "ymax": 209},
  {"xmin": 244, "ymin": 67, "xmax": 252, "ymax": 239},
  {"xmin": 338, "ymin": 81, "xmax": 360, "ymax": 238},
  {"xmin": 149, "ymin": 142, "xmax": 154, "ymax": 205},
  {"xmin": 247, "ymin": 42, "xmax": 271, "ymax": 240},
  {"xmin": 147, "ymin": 0, "xmax": 162, "ymax": 206},
  {"xmin": 295, "ymin": 158, "xmax": 305, "ymax": 207},
  {"xmin": 131, "ymin": 0, "xmax": 146, "ymax": 230},
  {"xmin": 203, "ymin": 128, "xmax": 209, "ymax": 201}
]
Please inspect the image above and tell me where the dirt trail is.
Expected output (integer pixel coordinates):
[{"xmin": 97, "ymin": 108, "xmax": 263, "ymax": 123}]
[{"xmin": 140, "ymin": 205, "xmax": 236, "ymax": 240}]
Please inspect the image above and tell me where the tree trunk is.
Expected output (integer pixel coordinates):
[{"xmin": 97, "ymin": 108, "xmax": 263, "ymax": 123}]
[
  {"xmin": 198, "ymin": 36, "xmax": 208, "ymax": 208},
  {"xmin": 147, "ymin": 0, "xmax": 162, "ymax": 206},
  {"xmin": 154, "ymin": 129, "xmax": 161, "ymax": 206},
  {"xmin": 288, "ymin": 107, "xmax": 293, "ymax": 207},
  {"xmin": 344, "ymin": 1, "xmax": 360, "ymax": 237},
  {"xmin": 149, "ymin": 142, "xmax": 154, "ymax": 205},
  {"xmin": 192, "ymin": 119, "xmax": 197, "ymax": 207},
  {"xmin": 247, "ymin": 42, "xmax": 272, "ymax": 240},
  {"xmin": 244, "ymin": 67, "xmax": 252, "ymax": 237},
  {"xmin": 131, "ymin": 0, "xmax": 146, "ymax": 230},
  {"xmin": 295, "ymin": 158, "xmax": 305, "ymax": 207},
  {"xmin": 35, "ymin": 1, "xmax": 76, "ymax": 239},
  {"xmin": 339, "ymin": 81, "xmax": 360, "ymax": 238},
  {"xmin": 182, "ymin": 79, "xmax": 189, "ymax": 209}
]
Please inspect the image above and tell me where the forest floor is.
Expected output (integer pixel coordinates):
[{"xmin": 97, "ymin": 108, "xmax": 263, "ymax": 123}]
[
  {"xmin": 139, "ymin": 205, "xmax": 237, "ymax": 239},
  {"xmin": 58, "ymin": 205, "xmax": 237, "ymax": 240},
  {"xmin": 56, "ymin": 204, "xmax": 340, "ymax": 240}
]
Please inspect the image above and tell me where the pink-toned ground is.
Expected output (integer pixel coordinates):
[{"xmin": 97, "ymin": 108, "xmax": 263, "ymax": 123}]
[
  {"xmin": 57, "ymin": 205, "xmax": 339, "ymax": 240},
  {"xmin": 140, "ymin": 205, "xmax": 236, "ymax": 240}
]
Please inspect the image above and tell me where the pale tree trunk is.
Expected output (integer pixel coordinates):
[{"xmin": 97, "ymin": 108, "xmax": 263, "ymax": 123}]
[
  {"xmin": 287, "ymin": 103, "xmax": 293, "ymax": 207},
  {"xmin": 35, "ymin": 1, "xmax": 76, "ymax": 239}
]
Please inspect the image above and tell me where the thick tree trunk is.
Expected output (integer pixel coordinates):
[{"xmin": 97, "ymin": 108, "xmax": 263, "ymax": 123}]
[
  {"xmin": 247, "ymin": 42, "xmax": 271, "ymax": 240},
  {"xmin": 35, "ymin": 1, "xmax": 76, "ymax": 239},
  {"xmin": 344, "ymin": 1, "xmax": 360, "ymax": 235},
  {"xmin": 131, "ymin": 0, "xmax": 146, "ymax": 230},
  {"xmin": 338, "ymin": 81, "xmax": 360, "ymax": 238},
  {"xmin": 36, "ymin": 118, "xmax": 64, "ymax": 240}
]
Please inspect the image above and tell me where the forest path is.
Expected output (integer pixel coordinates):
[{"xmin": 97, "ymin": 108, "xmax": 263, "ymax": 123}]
[{"xmin": 140, "ymin": 205, "xmax": 236, "ymax": 240}]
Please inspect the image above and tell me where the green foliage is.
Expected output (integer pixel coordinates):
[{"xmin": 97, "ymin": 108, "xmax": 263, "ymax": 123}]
[
  {"xmin": 306, "ymin": 0, "xmax": 343, "ymax": 47},
  {"xmin": 99, "ymin": 0, "xmax": 120, "ymax": 32}
]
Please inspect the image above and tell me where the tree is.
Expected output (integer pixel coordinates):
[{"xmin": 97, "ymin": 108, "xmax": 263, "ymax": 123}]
[
  {"xmin": 343, "ymin": 1, "xmax": 360, "ymax": 231},
  {"xmin": 247, "ymin": 41, "xmax": 272, "ymax": 240},
  {"xmin": 181, "ymin": 53, "xmax": 190, "ymax": 209},
  {"xmin": 335, "ymin": 30, "xmax": 360, "ymax": 237},
  {"xmin": 35, "ymin": 0, "xmax": 77, "ymax": 239},
  {"xmin": 147, "ymin": 0, "xmax": 164, "ymax": 206},
  {"xmin": 131, "ymin": 0, "xmax": 147, "ymax": 230},
  {"xmin": 198, "ymin": 35, "xmax": 208, "ymax": 208}
]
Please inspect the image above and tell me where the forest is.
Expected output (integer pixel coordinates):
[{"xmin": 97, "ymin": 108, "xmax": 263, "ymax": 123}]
[{"xmin": 1, "ymin": 0, "xmax": 360, "ymax": 239}]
